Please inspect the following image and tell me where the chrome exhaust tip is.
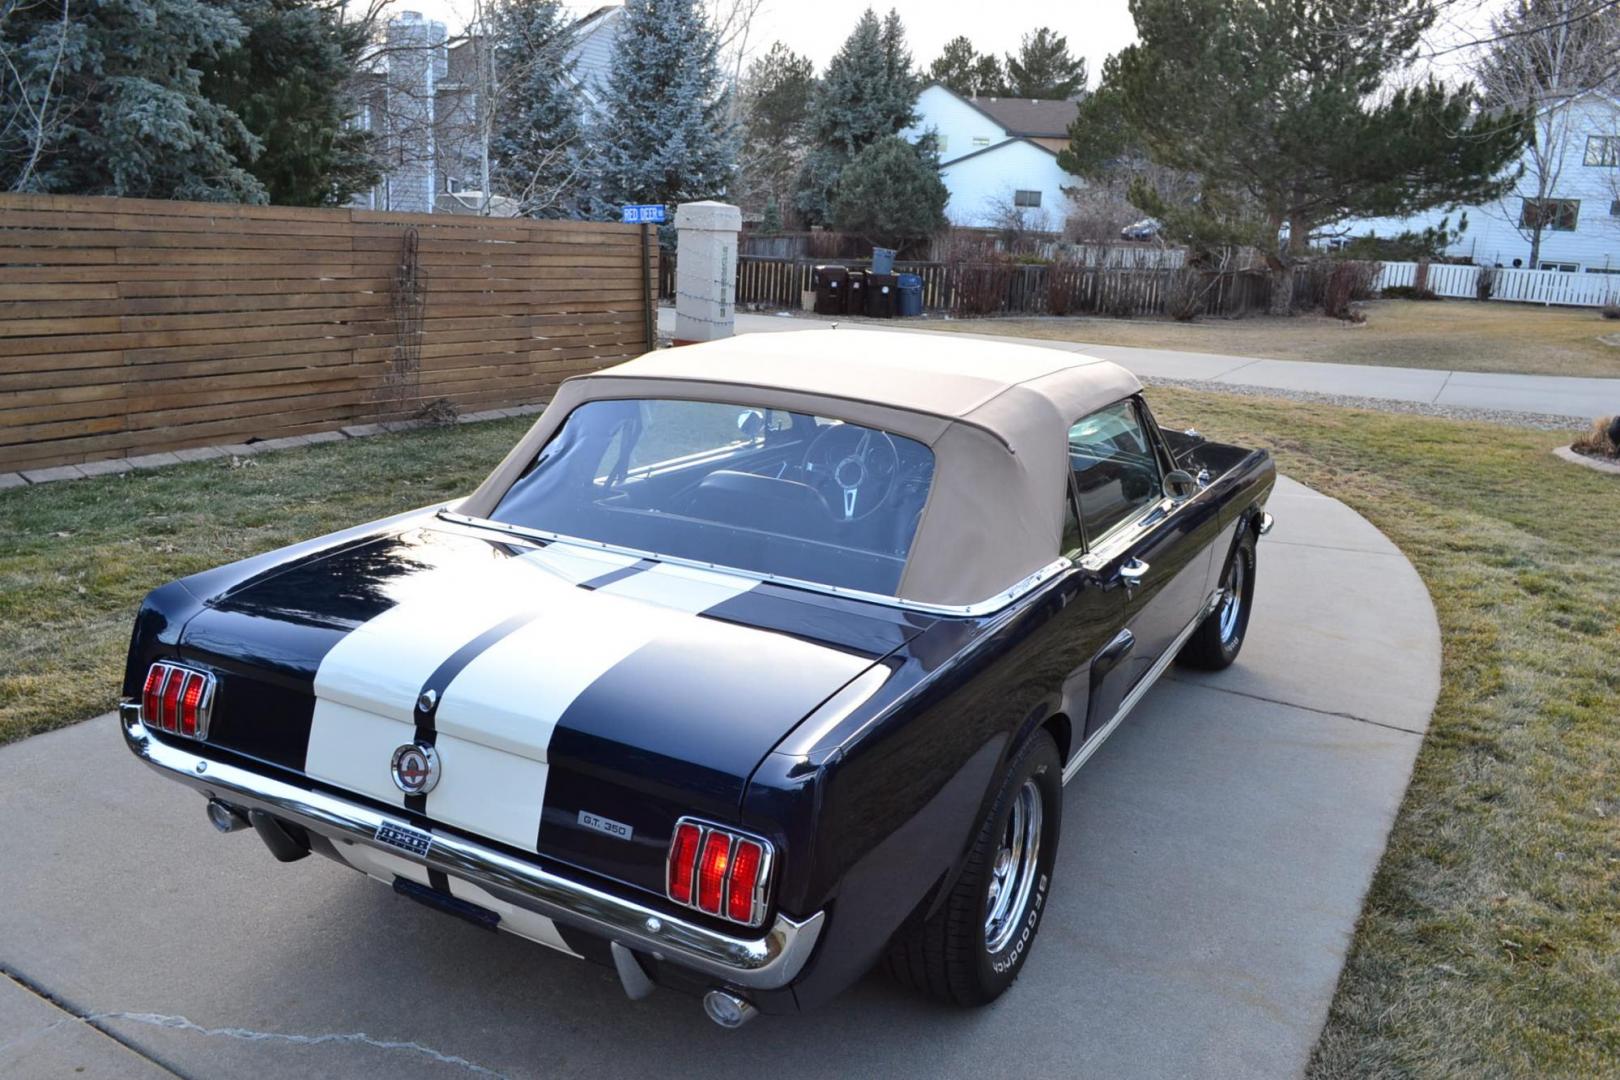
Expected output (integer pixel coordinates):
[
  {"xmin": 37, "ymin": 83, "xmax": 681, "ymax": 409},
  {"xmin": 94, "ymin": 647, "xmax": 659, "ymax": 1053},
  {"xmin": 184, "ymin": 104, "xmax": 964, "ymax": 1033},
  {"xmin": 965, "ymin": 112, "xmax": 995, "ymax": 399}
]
[
  {"xmin": 702, "ymin": 989, "xmax": 758, "ymax": 1029},
  {"xmin": 206, "ymin": 798, "xmax": 249, "ymax": 833}
]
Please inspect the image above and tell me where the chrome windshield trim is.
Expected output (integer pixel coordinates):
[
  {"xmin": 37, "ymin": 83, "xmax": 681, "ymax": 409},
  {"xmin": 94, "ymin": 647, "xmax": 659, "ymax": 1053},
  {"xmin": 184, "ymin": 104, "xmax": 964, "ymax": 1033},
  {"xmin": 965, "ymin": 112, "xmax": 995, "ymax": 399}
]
[
  {"xmin": 435, "ymin": 510, "xmax": 1071, "ymax": 618},
  {"xmin": 120, "ymin": 706, "xmax": 823, "ymax": 990}
]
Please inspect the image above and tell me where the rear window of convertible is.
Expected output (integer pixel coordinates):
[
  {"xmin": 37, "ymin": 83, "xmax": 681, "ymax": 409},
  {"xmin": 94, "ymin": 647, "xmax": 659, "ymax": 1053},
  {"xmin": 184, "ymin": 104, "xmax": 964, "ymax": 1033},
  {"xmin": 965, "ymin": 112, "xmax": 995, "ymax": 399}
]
[{"xmin": 490, "ymin": 399, "xmax": 937, "ymax": 596}]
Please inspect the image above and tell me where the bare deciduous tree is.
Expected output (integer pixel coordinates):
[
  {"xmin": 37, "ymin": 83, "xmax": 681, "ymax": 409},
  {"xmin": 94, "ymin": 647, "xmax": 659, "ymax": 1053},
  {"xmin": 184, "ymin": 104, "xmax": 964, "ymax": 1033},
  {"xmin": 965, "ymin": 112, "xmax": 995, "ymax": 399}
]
[{"xmin": 1475, "ymin": 0, "xmax": 1620, "ymax": 265}]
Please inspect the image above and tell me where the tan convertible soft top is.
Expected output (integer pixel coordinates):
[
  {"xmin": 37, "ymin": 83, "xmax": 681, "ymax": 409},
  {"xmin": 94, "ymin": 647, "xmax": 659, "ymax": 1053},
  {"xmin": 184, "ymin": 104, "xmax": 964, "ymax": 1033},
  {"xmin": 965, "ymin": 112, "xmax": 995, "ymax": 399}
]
[{"xmin": 460, "ymin": 329, "xmax": 1142, "ymax": 608}]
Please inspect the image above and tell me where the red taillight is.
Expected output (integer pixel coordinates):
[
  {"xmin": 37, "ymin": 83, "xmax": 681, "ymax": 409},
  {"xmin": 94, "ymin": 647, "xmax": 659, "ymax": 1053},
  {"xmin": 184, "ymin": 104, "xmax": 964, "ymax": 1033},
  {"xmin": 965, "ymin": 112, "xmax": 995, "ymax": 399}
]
[
  {"xmin": 160, "ymin": 670, "xmax": 184, "ymax": 732},
  {"xmin": 140, "ymin": 662, "xmax": 214, "ymax": 740},
  {"xmin": 666, "ymin": 818, "xmax": 774, "ymax": 927},
  {"xmin": 727, "ymin": 840, "xmax": 763, "ymax": 923},
  {"xmin": 142, "ymin": 666, "xmax": 165, "ymax": 729},
  {"xmin": 696, "ymin": 832, "xmax": 732, "ymax": 915},
  {"xmin": 179, "ymin": 672, "xmax": 206, "ymax": 736},
  {"xmin": 667, "ymin": 821, "xmax": 702, "ymax": 905}
]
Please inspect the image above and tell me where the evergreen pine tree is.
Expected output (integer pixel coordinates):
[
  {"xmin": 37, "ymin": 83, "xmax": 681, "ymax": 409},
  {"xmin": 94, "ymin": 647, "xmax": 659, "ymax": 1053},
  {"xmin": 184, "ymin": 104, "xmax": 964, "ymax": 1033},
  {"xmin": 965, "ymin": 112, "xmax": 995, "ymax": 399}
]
[
  {"xmin": 928, "ymin": 37, "xmax": 1005, "ymax": 97},
  {"xmin": 203, "ymin": 0, "xmax": 380, "ymax": 206},
  {"xmin": 737, "ymin": 41, "xmax": 815, "ymax": 220},
  {"xmin": 1004, "ymin": 28, "xmax": 1087, "ymax": 100},
  {"xmin": 1, "ymin": 0, "xmax": 265, "ymax": 199},
  {"xmin": 489, "ymin": 0, "xmax": 586, "ymax": 217},
  {"xmin": 829, "ymin": 135, "xmax": 946, "ymax": 248},
  {"xmin": 794, "ymin": 7, "xmax": 919, "ymax": 224},
  {"xmin": 591, "ymin": 0, "xmax": 737, "ymax": 213},
  {"xmin": 1079, "ymin": 0, "xmax": 1529, "ymax": 312}
]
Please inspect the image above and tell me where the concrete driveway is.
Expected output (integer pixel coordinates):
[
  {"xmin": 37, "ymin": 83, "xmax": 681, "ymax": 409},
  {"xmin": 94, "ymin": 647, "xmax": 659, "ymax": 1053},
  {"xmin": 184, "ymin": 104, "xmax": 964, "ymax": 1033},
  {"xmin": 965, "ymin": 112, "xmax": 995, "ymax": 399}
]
[{"xmin": 0, "ymin": 477, "xmax": 1439, "ymax": 1080}]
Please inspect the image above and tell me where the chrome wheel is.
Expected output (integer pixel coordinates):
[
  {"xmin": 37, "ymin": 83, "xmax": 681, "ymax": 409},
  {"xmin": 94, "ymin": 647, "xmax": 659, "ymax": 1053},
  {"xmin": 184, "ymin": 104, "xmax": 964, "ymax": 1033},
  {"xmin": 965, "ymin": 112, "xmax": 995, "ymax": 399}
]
[
  {"xmin": 1219, "ymin": 555, "xmax": 1245, "ymax": 644},
  {"xmin": 984, "ymin": 778, "xmax": 1043, "ymax": 954}
]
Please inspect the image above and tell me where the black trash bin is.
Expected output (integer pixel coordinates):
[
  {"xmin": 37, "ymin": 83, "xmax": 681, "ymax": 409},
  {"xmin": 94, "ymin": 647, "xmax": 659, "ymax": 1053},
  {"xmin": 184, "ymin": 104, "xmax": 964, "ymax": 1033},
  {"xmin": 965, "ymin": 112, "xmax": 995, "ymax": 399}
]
[
  {"xmin": 846, "ymin": 269, "xmax": 868, "ymax": 314},
  {"xmin": 812, "ymin": 265, "xmax": 848, "ymax": 315},
  {"xmin": 865, "ymin": 273, "xmax": 898, "ymax": 318}
]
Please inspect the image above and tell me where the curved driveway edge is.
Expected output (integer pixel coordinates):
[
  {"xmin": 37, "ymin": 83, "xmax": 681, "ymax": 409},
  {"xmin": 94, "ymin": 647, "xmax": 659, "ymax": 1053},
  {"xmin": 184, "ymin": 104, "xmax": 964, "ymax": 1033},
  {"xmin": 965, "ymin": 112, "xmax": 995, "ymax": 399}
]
[{"xmin": 0, "ymin": 476, "xmax": 1439, "ymax": 1079}]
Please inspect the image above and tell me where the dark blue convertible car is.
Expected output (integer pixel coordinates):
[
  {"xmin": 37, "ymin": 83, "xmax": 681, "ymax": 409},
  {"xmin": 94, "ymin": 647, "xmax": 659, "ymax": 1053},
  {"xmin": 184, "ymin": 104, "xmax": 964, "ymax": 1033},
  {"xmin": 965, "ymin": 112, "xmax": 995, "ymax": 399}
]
[{"xmin": 122, "ymin": 330, "xmax": 1274, "ymax": 1026}]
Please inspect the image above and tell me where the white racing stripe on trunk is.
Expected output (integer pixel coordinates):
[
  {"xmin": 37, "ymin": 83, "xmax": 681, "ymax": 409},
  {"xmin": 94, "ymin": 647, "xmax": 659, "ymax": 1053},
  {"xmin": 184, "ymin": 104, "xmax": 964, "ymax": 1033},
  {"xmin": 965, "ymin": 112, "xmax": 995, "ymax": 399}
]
[
  {"xmin": 594, "ymin": 561, "xmax": 756, "ymax": 613},
  {"xmin": 306, "ymin": 540, "xmax": 763, "ymax": 860}
]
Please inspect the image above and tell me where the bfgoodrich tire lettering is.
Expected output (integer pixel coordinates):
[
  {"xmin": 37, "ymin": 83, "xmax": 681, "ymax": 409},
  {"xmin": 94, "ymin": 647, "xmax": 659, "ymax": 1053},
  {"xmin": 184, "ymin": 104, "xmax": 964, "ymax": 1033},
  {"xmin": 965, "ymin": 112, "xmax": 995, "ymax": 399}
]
[{"xmin": 884, "ymin": 729, "xmax": 1063, "ymax": 1005}]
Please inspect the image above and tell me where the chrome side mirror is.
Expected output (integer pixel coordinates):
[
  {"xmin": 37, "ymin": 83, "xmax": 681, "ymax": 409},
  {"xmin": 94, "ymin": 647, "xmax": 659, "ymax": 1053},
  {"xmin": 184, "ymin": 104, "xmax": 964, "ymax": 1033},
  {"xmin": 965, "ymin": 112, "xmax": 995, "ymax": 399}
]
[
  {"xmin": 1163, "ymin": 469, "xmax": 1199, "ymax": 501},
  {"xmin": 736, "ymin": 409, "xmax": 766, "ymax": 440}
]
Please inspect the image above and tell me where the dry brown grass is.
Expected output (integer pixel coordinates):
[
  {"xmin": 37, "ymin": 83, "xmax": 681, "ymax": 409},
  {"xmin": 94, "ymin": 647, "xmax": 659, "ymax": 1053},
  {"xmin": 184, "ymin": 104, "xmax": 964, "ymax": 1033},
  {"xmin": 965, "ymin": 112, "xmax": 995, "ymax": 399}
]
[{"xmin": 926, "ymin": 299, "xmax": 1620, "ymax": 377}]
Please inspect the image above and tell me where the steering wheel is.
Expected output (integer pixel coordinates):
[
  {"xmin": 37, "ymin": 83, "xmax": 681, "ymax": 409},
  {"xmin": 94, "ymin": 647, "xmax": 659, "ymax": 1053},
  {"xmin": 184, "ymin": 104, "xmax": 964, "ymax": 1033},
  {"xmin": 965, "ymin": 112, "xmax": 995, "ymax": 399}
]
[{"xmin": 802, "ymin": 423, "xmax": 900, "ymax": 522}]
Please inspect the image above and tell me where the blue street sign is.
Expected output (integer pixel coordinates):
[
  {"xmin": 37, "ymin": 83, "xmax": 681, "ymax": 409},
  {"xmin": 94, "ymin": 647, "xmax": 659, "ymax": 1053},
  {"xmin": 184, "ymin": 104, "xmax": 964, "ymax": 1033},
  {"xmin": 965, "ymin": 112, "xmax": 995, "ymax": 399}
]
[{"xmin": 621, "ymin": 204, "xmax": 666, "ymax": 224}]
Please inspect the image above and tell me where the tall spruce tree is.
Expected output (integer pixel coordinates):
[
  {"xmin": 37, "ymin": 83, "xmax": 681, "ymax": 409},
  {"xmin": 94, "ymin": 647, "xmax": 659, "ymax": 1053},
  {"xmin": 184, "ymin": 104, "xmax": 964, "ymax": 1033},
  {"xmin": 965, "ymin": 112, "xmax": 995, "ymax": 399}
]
[
  {"xmin": 928, "ymin": 36, "xmax": 1005, "ymax": 97},
  {"xmin": 1004, "ymin": 28, "xmax": 1087, "ymax": 100},
  {"xmin": 203, "ymin": 0, "xmax": 379, "ymax": 206},
  {"xmin": 591, "ymin": 0, "xmax": 737, "ymax": 212},
  {"xmin": 1078, "ymin": 0, "xmax": 1529, "ymax": 312},
  {"xmin": 489, "ymin": 0, "xmax": 586, "ymax": 217},
  {"xmin": 1, "ymin": 0, "xmax": 265, "ymax": 199},
  {"xmin": 794, "ymin": 7, "xmax": 919, "ymax": 224}
]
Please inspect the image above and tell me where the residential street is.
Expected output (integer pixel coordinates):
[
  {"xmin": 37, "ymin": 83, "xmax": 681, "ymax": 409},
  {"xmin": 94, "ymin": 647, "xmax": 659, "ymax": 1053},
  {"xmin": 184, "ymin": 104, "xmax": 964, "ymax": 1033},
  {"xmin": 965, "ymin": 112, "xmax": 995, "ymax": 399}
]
[
  {"xmin": 667, "ymin": 308, "xmax": 1620, "ymax": 420},
  {"xmin": 0, "ymin": 477, "xmax": 1441, "ymax": 1080}
]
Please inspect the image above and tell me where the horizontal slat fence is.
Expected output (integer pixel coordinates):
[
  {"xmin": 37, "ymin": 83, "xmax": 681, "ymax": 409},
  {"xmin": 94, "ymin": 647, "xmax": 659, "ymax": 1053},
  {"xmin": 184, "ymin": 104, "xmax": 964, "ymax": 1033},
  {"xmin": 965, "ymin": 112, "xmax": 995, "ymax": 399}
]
[{"xmin": 0, "ymin": 193, "xmax": 655, "ymax": 472}]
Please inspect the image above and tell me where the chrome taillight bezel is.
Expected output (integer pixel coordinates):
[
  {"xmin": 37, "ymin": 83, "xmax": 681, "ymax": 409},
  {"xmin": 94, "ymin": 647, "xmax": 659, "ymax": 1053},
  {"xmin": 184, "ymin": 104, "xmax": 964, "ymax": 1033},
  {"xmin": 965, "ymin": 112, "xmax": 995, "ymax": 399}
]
[
  {"xmin": 665, "ymin": 817, "xmax": 775, "ymax": 929},
  {"xmin": 140, "ymin": 662, "xmax": 216, "ymax": 740}
]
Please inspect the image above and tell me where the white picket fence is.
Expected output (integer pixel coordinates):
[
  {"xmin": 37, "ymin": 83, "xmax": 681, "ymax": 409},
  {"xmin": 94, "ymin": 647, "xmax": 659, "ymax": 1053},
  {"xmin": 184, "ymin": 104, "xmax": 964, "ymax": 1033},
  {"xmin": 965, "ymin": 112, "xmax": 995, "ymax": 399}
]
[{"xmin": 1376, "ymin": 261, "xmax": 1620, "ymax": 307}]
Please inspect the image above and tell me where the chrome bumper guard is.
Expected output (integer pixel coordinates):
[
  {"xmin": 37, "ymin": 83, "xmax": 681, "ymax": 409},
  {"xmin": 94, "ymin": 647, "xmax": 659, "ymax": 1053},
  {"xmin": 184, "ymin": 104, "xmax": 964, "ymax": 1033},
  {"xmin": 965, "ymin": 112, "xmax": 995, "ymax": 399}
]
[{"xmin": 120, "ymin": 705, "xmax": 824, "ymax": 990}]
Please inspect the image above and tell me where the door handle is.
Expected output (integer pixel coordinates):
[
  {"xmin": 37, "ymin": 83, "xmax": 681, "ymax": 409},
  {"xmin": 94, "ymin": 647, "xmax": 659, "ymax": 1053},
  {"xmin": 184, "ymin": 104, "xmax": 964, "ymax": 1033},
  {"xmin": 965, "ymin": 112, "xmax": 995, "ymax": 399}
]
[{"xmin": 1119, "ymin": 558, "xmax": 1150, "ymax": 584}]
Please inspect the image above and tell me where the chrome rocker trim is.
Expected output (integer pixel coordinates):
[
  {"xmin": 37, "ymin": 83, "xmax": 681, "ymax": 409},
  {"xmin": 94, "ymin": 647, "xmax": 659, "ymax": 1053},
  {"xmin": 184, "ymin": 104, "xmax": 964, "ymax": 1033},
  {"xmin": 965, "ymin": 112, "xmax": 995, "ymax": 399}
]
[
  {"xmin": 120, "ymin": 705, "xmax": 823, "ymax": 991},
  {"xmin": 1062, "ymin": 586, "xmax": 1223, "ymax": 785}
]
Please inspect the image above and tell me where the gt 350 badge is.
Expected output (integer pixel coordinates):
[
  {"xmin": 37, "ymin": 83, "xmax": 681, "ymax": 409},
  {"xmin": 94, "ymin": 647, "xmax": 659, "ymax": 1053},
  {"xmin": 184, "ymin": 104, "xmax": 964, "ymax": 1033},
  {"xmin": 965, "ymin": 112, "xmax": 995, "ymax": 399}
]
[
  {"xmin": 578, "ymin": 810, "xmax": 633, "ymax": 841},
  {"xmin": 390, "ymin": 742, "xmax": 440, "ymax": 795}
]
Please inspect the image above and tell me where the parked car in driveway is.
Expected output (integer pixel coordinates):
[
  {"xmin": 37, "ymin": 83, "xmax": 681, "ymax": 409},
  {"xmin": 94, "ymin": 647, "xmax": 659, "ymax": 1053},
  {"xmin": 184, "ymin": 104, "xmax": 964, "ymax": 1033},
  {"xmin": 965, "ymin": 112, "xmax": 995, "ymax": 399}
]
[{"xmin": 120, "ymin": 330, "xmax": 1274, "ymax": 1026}]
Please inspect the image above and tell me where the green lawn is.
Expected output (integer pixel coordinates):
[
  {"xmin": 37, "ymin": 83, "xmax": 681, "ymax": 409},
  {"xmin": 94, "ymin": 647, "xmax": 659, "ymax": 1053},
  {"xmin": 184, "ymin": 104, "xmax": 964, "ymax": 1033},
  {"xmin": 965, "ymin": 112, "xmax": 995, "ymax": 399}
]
[{"xmin": 1, "ymin": 398, "xmax": 1616, "ymax": 1075}]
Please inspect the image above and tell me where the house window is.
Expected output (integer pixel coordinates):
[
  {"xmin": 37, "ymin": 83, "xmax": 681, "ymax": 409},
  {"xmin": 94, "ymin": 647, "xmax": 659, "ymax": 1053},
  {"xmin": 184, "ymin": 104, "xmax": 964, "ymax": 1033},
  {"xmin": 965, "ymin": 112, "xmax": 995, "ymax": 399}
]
[
  {"xmin": 1520, "ymin": 198, "xmax": 1580, "ymax": 231},
  {"xmin": 1538, "ymin": 261, "xmax": 1578, "ymax": 272},
  {"xmin": 972, "ymin": 136, "xmax": 991, "ymax": 148},
  {"xmin": 1013, "ymin": 190, "xmax": 1042, "ymax": 208},
  {"xmin": 1584, "ymin": 135, "xmax": 1620, "ymax": 166}
]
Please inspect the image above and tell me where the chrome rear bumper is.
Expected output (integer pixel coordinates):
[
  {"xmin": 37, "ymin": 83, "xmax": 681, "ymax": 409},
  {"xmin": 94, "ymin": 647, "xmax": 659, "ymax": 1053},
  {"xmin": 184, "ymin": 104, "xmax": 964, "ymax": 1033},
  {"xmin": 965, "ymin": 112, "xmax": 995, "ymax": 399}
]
[{"xmin": 119, "ymin": 705, "xmax": 823, "ymax": 990}]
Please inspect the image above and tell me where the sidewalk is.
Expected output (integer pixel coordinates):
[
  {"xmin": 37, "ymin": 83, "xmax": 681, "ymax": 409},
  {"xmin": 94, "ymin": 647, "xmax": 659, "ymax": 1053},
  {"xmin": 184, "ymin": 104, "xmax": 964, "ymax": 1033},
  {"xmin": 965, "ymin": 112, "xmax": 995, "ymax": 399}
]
[{"xmin": 660, "ymin": 308, "xmax": 1617, "ymax": 420}]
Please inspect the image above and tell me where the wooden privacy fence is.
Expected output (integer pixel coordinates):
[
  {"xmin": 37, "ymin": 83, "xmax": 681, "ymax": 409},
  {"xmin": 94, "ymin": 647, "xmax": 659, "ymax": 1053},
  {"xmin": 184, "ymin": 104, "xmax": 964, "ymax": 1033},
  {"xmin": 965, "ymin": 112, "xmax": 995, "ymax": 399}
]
[
  {"xmin": 1376, "ymin": 260, "xmax": 1620, "ymax": 307},
  {"xmin": 0, "ymin": 193, "xmax": 655, "ymax": 473}
]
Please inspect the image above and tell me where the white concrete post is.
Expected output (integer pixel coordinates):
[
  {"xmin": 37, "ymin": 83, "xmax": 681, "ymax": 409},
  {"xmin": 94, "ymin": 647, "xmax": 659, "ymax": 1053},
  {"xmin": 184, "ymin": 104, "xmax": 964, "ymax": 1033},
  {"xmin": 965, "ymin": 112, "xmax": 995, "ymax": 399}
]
[{"xmin": 673, "ymin": 200, "xmax": 741, "ymax": 344}]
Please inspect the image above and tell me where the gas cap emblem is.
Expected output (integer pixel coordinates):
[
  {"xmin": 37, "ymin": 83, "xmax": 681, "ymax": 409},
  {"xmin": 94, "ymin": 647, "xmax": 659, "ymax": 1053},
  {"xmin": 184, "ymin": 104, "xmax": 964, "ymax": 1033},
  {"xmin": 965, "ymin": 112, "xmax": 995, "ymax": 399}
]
[{"xmin": 390, "ymin": 743, "xmax": 441, "ymax": 795}]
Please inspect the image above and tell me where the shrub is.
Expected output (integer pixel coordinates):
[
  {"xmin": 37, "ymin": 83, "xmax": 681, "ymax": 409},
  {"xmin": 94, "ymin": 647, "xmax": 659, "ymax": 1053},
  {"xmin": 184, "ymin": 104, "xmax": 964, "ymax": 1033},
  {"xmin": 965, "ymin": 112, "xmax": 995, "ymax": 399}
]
[
  {"xmin": 1602, "ymin": 301, "xmax": 1620, "ymax": 320},
  {"xmin": 1570, "ymin": 416, "xmax": 1619, "ymax": 459},
  {"xmin": 1381, "ymin": 284, "xmax": 1440, "ymax": 301},
  {"xmin": 1166, "ymin": 268, "xmax": 1206, "ymax": 321}
]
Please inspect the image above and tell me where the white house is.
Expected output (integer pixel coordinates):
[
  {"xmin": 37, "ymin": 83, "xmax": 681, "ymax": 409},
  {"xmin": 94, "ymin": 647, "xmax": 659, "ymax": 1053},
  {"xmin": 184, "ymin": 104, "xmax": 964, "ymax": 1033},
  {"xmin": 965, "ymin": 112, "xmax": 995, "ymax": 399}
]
[
  {"xmin": 1349, "ymin": 92, "xmax": 1620, "ymax": 274},
  {"xmin": 900, "ymin": 83, "xmax": 1084, "ymax": 231},
  {"xmin": 564, "ymin": 4, "xmax": 625, "ymax": 108}
]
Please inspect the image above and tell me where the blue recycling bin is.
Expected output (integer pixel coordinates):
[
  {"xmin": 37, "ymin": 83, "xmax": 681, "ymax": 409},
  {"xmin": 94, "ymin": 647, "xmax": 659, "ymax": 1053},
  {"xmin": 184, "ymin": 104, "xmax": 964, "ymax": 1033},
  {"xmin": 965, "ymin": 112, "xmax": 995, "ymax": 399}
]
[
  {"xmin": 896, "ymin": 272, "xmax": 923, "ymax": 316},
  {"xmin": 871, "ymin": 247, "xmax": 897, "ymax": 275}
]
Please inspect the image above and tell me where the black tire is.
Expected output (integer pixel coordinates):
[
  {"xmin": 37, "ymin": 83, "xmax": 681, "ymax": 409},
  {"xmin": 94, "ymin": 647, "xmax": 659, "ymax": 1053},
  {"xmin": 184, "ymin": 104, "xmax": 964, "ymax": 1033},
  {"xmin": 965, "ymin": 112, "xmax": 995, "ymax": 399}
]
[
  {"xmin": 884, "ymin": 729, "xmax": 1062, "ymax": 1006},
  {"xmin": 1178, "ymin": 529, "xmax": 1257, "ymax": 671}
]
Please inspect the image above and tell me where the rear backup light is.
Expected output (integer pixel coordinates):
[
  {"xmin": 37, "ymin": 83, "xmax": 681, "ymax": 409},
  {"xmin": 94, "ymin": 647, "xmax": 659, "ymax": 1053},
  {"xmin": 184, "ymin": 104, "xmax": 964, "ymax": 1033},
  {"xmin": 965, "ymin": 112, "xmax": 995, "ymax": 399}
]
[
  {"xmin": 140, "ymin": 662, "xmax": 215, "ymax": 740},
  {"xmin": 665, "ymin": 817, "xmax": 775, "ymax": 928}
]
